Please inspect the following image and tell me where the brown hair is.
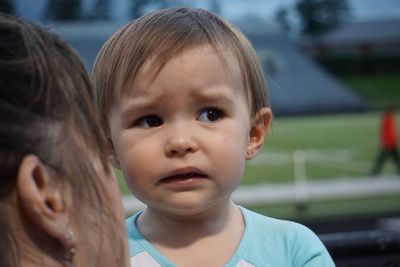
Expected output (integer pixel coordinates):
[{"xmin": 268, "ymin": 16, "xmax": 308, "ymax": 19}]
[
  {"xmin": 93, "ymin": 7, "xmax": 269, "ymax": 137},
  {"xmin": 0, "ymin": 13, "xmax": 125, "ymax": 266}
]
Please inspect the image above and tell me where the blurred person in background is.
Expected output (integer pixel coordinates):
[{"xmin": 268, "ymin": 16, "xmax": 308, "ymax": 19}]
[
  {"xmin": 371, "ymin": 105, "xmax": 400, "ymax": 176},
  {"xmin": 0, "ymin": 13, "xmax": 129, "ymax": 267}
]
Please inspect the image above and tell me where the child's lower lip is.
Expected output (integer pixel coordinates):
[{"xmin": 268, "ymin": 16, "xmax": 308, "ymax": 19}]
[{"xmin": 159, "ymin": 175, "xmax": 207, "ymax": 187}]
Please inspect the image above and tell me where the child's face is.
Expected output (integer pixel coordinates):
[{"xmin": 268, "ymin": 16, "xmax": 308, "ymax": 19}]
[{"xmin": 109, "ymin": 45, "xmax": 254, "ymax": 215}]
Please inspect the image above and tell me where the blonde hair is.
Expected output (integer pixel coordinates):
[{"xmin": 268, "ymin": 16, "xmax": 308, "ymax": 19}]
[{"xmin": 93, "ymin": 7, "xmax": 269, "ymax": 136}]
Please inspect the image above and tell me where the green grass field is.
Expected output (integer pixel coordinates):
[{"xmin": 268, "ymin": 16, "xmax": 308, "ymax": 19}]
[{"xmin": 242, "ymin": 112, "xmax": 399, "ymax": 184}]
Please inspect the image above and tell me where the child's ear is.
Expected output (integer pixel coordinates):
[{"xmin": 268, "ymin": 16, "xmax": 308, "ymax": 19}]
[
  {"xmin": 107, "ymin": 137, "xmax": 121, "ymax": 168},
  {"xmin": 17, "ymin": 155, "xmax": 72, "ymax": 247},
  {"xmin": 246, "ymin": 107, "xmax": 272, "ymax": 160}
]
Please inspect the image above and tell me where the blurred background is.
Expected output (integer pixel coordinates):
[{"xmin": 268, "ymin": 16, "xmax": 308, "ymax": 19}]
[{"xmin": 3, "ymin": 0, "xmax": 400, "ymax": 264}]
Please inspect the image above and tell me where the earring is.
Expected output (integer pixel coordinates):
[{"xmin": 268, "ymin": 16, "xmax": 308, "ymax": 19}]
[{"xmin": 63, "ymin": 230, "xmax": 76, "ymax": 266}]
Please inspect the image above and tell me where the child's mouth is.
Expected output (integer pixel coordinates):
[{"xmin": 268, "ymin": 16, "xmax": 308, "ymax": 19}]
[{"xmin": 161, "ymin": 172, "xmax": 208, "ymax": 183}]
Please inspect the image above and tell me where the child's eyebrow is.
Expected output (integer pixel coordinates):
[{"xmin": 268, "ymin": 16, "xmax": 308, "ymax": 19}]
[
  {"xmin": 120, "ymin": 99, "xmax": 153, "ymax": 120},
  {"xmin": 120, "ymin": 86, "xmax": 236, "ymax": 119},
  {"xmin": 188, "ymin": 88, "xmax": 236, "ymax": 106}
]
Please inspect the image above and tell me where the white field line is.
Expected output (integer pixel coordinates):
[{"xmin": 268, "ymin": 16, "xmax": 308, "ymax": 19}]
[
  {"xmin": 248, "ymin": 149, "xmax": 371, "ymax": 171},
  {"xmin": 231, "ymin": 176, "xmax": 400, "ymax": 205},
  {"xmin": 249, "ymin": 149, "xmax": 352, "ymax": 166}
]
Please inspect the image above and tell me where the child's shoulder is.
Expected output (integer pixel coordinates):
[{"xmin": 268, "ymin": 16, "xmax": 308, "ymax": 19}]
[
  {"xmin": 240, "ymin": 206, "xmax": 323, "ymax": 245},
  {"xmin": 239, "ymin": 207, "xmax": 335, "ymax": 266}
]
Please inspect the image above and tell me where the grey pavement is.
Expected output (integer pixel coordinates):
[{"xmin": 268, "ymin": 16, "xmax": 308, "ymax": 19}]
[{"xmin": 122, "ymin": 175, "xmax": 400, "ymax": 213}]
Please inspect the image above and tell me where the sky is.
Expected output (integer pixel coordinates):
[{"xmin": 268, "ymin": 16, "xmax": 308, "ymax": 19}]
[
  {"xmin": 214, "ymin": 0, "xmax": 400, "ymax": 22},
  {"xmin": 15, "ymin": 0, "xmax": 400, "ymax": 25}
]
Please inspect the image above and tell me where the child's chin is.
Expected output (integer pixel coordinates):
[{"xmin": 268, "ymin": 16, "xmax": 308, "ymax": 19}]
[{"xmin": 157, "ymin": 199, "xmax": 213, "ymax": 216}]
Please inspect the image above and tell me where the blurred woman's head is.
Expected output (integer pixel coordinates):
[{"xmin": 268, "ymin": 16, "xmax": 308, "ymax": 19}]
[{"xmin": 0, "ymin": 13, "xmax": 128, "ymax": 267}]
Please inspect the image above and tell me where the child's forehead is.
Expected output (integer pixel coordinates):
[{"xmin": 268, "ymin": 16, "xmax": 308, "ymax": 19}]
[{"xmin": 121, "ymin": 44, "xmax": 243, "ymax": 96}]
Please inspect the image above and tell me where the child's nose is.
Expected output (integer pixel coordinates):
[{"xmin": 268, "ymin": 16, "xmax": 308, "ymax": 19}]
[{"xmin": 165, "ymin": 126, "xmax": 199, "ymax": 157}]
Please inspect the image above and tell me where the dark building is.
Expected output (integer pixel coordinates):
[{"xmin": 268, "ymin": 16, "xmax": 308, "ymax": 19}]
[{"xmin": 299, "ymin": 18, "xmax": 400, "ymax": 74}]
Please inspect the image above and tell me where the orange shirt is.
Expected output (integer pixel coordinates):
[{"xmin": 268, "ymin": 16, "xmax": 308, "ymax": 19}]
[{"xmin": 381, "ymin": 112, "xmax": 397, "ymax": 149}]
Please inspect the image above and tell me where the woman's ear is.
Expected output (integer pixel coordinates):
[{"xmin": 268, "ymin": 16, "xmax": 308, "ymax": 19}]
[
  {"xmin": 17, "ymin": 155, "xmax": 71, "ymax": 246},
  {"xmin": 246, "ymin": 107, "xmax": 272, "ymax": 160}
]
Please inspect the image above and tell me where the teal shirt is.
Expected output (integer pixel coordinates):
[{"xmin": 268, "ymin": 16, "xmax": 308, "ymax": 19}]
[{"xmin": 126, "ymin": 207, "xmax": 335, "ymax": 266}]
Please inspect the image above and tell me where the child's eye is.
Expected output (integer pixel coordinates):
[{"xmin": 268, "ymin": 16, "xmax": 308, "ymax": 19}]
[
  {"xmin": 135, "ymin": 115, "xmax": 163, "ymax": 128},
  {"xmin": 198, "ymin": 107, "xmax": 224, "ymax": 122}
]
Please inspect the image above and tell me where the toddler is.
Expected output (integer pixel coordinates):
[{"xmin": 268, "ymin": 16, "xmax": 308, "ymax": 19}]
[{"xmin": 93, "ymin": 7, "xmax": 334, "ymax": 267}]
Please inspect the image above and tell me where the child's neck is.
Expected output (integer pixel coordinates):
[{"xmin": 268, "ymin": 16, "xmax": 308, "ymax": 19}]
[
  {"xmin": 136, "ymin": 199, "xmax": 244, "ymax": 266},
  {"xmin": 138, "ymin": 198, "xmax": 243, "ymax": 243}
]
